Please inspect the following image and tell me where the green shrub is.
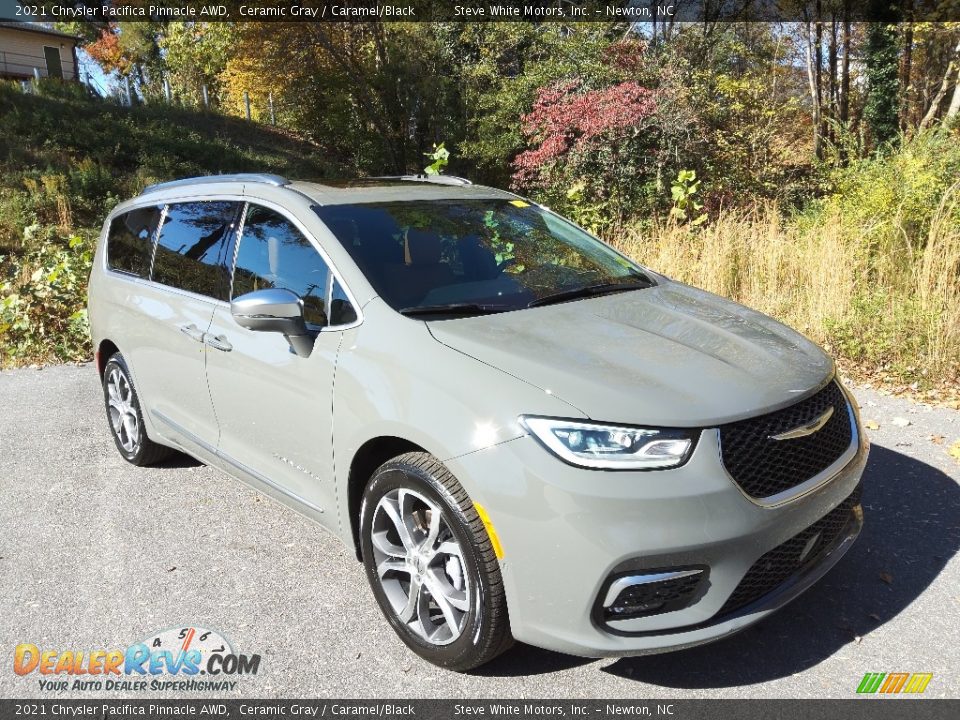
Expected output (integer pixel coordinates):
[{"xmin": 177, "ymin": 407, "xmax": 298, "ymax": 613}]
[
  {"xmin": 811, "ymin": 129, "xmax": 960, "ymax": 258},
  {"xmin": 0, "ymin": 231, "xmax": 93, "ymax": 366}
]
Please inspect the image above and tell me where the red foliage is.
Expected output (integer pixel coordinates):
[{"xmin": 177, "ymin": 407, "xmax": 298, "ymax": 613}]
[
  {"xmin": 512, "ymin": 79, "xmax": 656, "ymax": 188},
  {"xmin": 85, "ymin": 27, "xmax": 131, "ymax": 75}
]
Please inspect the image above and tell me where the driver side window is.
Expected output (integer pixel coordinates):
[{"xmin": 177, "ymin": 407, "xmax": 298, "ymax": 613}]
[{"xmin": 232, "ymin": 205, "xmax": 331, "ymax": 327}]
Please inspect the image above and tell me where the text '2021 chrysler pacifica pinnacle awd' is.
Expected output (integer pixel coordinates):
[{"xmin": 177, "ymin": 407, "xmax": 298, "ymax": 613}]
[{"xmin": 88, "ymin": 173, "xmax": 869, "ymax": 670}]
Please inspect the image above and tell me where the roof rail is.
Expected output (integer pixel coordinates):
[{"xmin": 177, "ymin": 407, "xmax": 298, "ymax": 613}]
[
  {"xmin": 374, "ymin": 174, "xmax": 473, "ymax": 187},
  {"xmin": 142, "ymin": 174, "xmax": 291, "ymax": 194}
]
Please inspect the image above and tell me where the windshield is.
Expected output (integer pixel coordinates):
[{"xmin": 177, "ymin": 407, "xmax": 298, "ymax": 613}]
[{"xmin": 314, "ymin": 199, "xmax": 653, "ymax": 315}]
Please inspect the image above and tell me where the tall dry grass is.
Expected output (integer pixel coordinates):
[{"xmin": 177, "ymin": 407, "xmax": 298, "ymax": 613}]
[{"xmin": 612, "ymin": 189, "xmax": 960, "ymax": 384}]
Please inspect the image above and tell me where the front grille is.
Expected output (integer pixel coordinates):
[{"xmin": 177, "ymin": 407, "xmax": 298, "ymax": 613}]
[
  {"xmin": 718, "ymin": 484, "xmax": 862, "ymax": 617},
  {"xmin": 719, "ymin": 380, "xmax": 853, "ymax": 500}
]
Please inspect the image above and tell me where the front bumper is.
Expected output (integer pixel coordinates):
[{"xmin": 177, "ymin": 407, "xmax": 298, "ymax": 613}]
[{"xmin": 445, "ymin": 418, "xmax": 869, "ymax": 658}]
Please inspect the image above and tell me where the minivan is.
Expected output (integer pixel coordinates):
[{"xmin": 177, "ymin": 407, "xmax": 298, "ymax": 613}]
[{"xmin": 88, "ymin": 173, "xmax": 869, "ymax": 670}]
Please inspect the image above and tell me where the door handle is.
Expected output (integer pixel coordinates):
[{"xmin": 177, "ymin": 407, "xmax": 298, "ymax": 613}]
[
  {"xmin": 204, "ymin": 334, "xmax": 233, "ymax": 352},
  {"xmin": 179, "ymin": 324, "xmax": 205, "ymax": 342}
]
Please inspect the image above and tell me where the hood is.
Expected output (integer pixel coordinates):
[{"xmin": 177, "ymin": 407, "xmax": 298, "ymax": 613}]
[{"xmin": 427, "ymin": 280, "xmax": 834, "ymax": 427}]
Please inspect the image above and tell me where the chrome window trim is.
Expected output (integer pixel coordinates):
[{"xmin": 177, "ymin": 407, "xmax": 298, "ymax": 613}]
[
  {"xmin": 100, "ymin": 269, "xmax": 230, "ymax": 308},
  {"xmin": 227, "ymin": 200, "xmax": 249, "ymax": 301},
  {"xmin": 146, "ymin": 203, "xmax": 167, "ymax": 280}
]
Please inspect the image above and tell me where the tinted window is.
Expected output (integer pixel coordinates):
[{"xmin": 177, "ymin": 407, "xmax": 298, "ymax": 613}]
[
  {"xmin": 314, "ymin": 200, "xmax": 650, "ymax": 312},
  {"xmin": 106, "ymin": 205, "xmax": 163, "ymax": 277},
  {"xmin": 232, "ymin": 205, "xmax": 333, "ymax": 326},
  {"xmin": 331, "ymin": 278, "xmax": 358, "ymax": 326},
  {"xmin": 152, "ymin": 201, "xmax": 239, "ymax": 300}
]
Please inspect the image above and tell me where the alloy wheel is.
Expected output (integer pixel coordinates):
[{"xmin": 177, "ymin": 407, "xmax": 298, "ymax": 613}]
[
  {"xmin": 370, "ymin": 487, "xmax": 471, "ymax": 646},
  {"xmin": 106, "ymin": 366, "xmax": 140, "ymax": 454}
]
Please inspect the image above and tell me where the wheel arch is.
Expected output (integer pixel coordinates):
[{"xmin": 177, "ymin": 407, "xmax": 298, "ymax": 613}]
[
  {"xmin": 95, "ymin": 338, "xmax": 120, "ymax": 378},
  {"xmin": 346, "ymin": 435, "xmax": 427, "ymax": 561}
]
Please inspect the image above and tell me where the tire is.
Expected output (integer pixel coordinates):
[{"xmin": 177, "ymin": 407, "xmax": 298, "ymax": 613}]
[
  {"xmin": 359, "ymin": 452, "xmax": 513, "ymax": 671},
  {"xmin": 102, "ymin": 352, "xmax": 173, "ymax": 466}
]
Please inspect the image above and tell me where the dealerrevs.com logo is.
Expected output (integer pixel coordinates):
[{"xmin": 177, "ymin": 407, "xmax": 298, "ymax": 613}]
[{"xmin": 13, "ymin": 626, "xmax": 261, "ymax": 692}]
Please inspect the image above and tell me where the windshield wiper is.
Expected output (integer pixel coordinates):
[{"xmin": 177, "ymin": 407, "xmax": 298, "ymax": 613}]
[
  {"xmin": 399, "ymin": 302, "xmax": 511, "ymax": 317},
  {"xmin": 527, "ymin": 277, "xmax": 653, "ymax": 308}
]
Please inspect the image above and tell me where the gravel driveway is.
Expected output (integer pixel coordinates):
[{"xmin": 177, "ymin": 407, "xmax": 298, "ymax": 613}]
[{"xmin": 1, "ymin": 364, "xmax": 957, "ymax": 698}]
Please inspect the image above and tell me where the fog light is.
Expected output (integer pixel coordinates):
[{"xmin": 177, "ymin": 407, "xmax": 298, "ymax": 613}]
[{"xmin": 600, "ymin": 568, "xmax": 706, "ymax": 622}]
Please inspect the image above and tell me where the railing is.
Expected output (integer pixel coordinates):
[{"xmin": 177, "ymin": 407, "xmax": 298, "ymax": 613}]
[{"xmin": 0, "ymin": 49, "xmax": 75, "ymax": 81}]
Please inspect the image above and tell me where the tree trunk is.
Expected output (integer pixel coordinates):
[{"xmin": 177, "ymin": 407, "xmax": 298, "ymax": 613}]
[
  {"xmin": 804, "ymin": 20, "xmax": 823, "ymax": 160},
  {"xmin": 829, "ymin": 14, "xmax": 838, "ymax": 145},
  {"xmin": 815, "ymin": 2, "xmax": 824, "ymax": 154},
  {"xmin": 948, "ymin": 70, "xmax": 960, "ymax": 119},
  {"xmin": 919, "ymin": 39, "xmax": 960, "ymax": 130},
  {"xmin": 840, "ymin": 3, "xmax": 851, "ymax": 126},
  {"xmin": 900, "ymin": 8, "xmax": 913, "ymax": 129}
]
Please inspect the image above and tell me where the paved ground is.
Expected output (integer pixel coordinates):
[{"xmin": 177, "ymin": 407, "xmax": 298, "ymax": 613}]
[{"xmin": 0, "ymin": 364, "xmax": 958, "ymax": 699}]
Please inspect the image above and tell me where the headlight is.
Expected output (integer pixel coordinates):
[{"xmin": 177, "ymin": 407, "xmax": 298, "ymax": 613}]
[{"xmin": 520, "ymin": 416, "xmax": 697, "ymax": 470}]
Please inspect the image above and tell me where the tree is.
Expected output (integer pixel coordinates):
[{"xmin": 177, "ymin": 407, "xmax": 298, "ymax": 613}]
[
  {"xmin": 161, "ymin": 23, "xmax": 235, "ymax": 106},
  {"xmin": 864, "ymin": 11, "xmax": 902, "ymax": 147}
]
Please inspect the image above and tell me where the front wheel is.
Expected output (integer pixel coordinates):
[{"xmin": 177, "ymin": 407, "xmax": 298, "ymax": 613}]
[{"xmin": 359, "ymin": 452, "xmax": 512, "ymax": 671}]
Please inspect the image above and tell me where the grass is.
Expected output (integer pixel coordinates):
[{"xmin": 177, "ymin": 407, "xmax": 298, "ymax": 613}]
[
  {"xmin": 614, "ymin": 190, "xmax": 960, "ymax": 388},
  {"xmin": 0, "ymin": 80, "xmax": 342, "ymax": 255},
  {"xmin": 0, "ymin": 80, "xmax": 344, "ymax": 367}
]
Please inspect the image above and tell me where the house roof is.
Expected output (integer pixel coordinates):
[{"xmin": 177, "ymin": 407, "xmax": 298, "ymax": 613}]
[{"xmin": 0, "ymin": 21, "xmax": 80, "ymax": 42}]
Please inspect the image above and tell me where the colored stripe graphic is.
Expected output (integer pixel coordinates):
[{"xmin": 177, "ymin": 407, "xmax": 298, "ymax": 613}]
[
  {"xmin": 857, "ymin": 672, "xmax": 933, "ymax": 694},
  {"xmin": 903, "ymin": 673, "xmax": 934, "ymax": 694},
  {"xmin": 880, "ymin": 673, "xmax": 909, "ymax": 693},
  {"xmin": 857, "ymin": 673, "xmax": 886, "ymax": 693}
]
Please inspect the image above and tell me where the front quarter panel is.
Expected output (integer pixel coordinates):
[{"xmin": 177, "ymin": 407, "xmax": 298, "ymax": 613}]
[{"xmin": 331, "ymin": 298, "xmax": 583, "ymax": 543}]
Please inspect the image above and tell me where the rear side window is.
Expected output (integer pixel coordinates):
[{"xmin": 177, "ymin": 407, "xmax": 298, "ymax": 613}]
[
  {"xmin": 152, "ymin": 201, "xmax": 240, "ymax": 300},
  {"xmin": 106, "ymin": 205, "xmax": 163, "ymax": 277},
  {"xmin": 232, "ymin": 205, "xmax": 336, "ymax": 327}
]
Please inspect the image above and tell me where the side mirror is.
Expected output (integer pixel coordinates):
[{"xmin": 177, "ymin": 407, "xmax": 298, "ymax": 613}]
[{"xmin": 231, "ymin": 288, "xmax": 315, "ymax": 357}]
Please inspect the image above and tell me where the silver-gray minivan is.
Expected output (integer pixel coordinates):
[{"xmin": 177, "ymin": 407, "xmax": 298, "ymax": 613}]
[{"xmin": 88, "ymin": 174, "xmax": 869, "ymax": 670}]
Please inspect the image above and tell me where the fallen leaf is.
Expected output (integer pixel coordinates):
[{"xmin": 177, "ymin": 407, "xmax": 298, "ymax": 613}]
[
  {"xmin": 865, "ymin": 420, "xmax": 880, "ymax": 430},
  {"xmin": 879, "ymin": 572, "xmax": 893, "ymax": 585},
  {"xmin": 891, "ymin": 417, "xmax": 911, "ymax": 427},
  {"xmin": 855, "ymin": 636, "xmax": 862, "ymax": 644},
  {"xmin": 166, "ymin": 566, "xmax": 177, "ymax": 572},
  {"xmin": 869, "ymin": 613, "xmax": 881, "ymax": 621},
  {"xmin": 949, "ymin": 441, "xmax": 960, "ymax": 462},
  {"xmin": 931, "ymin": 434, "xmax": 946, "ymax": 445}
]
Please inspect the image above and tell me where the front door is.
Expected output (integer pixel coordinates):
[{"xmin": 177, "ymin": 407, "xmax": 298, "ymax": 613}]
[{"xmin": 204, "ymin": 202, "xmax": 344, "ymax": 523}]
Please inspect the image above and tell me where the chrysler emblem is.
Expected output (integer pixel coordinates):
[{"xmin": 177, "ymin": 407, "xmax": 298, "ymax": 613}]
[{"xmin": 769, "ymin": 406, "xmax": 834, "ymax": 441}]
